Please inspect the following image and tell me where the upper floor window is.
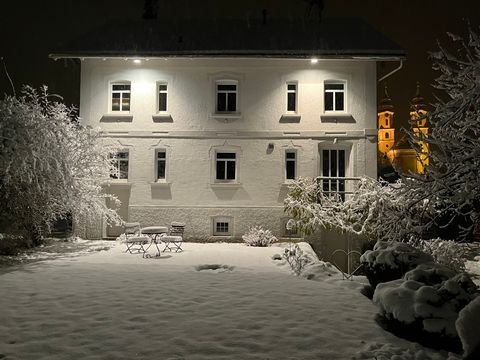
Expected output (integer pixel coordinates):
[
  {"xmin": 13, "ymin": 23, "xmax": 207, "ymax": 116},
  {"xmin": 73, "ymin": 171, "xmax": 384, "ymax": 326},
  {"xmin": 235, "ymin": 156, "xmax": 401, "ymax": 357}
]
[
  {"xmin": 285, "ymin": 150, "xmax": 297, "ymax": 180},
  {"xmin": 286, "ymin": 82, "xmax": 298, "ymax": 113},
  {"xmin": 158, "ymin": 83, "xmax": 168, "ymax": 113},
  {"xmin": 216, "ymin": 80, "xmax": 238, "ymax": 113},
  {"xmin": 324, "ymin": 81, "xmax": 346, "ymax": 112},
  {"xmin": 110, "ymin": 151, "xmax": 129, "ymax": 179},
  {"xmin": 111, "ymin": 82, "xmax": 131, "ymax": 112},
  {"xmin": 216, "ymin": 152, "xmax": 236, "ymax": 181},
  {"xmin": 156, "ymin": 150, "xmax": 167, "ymax": 181}
]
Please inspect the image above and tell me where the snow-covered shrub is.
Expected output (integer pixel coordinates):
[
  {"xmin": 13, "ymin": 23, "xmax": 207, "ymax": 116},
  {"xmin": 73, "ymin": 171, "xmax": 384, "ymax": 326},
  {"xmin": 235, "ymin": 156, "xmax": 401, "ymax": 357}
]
[
  {"xmin": 284, "ymin": 176, "xmax": 425, "ymax": 242},
  {"xmin": 283, "ymin": 243, "xmax": 311, "ymax": 275},
  {"xmin": 242, "ymin": 225, "xmax": 277, "ymax": 247},
  {"xmin": 360, "ymin": 241, "xmax": 433, "ymax": 288},
  {"xmin": 0, "ymin": 86, "xmax": 122, "ymax": 244},
  {"xmin": 411, "ymin": 238, "xmax": 467, "ymax": 273},
  {"xmin": 456, "ymin": 296, "xmax": 480, "ymax": 359},
  {"xmin": 373, "ymin": 263, "xmax": 478, "ymax": 353}
]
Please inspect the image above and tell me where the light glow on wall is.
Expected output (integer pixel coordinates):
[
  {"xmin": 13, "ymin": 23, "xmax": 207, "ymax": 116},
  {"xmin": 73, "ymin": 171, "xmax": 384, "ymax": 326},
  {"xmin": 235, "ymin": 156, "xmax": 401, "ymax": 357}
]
[
  {"xmin": 310, "ymin": 58, "xmax": 318, "ymax": 64},
  {"xmin": 133, "ymin": 59, "xmax": 142, "ymax": 64}
]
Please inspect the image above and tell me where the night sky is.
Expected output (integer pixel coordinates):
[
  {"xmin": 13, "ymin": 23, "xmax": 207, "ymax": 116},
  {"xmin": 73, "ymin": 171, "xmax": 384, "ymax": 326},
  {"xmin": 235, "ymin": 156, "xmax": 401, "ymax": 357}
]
[{"xmin": 1, "ymin": 0, "xmax": 479, "ymax": 128}]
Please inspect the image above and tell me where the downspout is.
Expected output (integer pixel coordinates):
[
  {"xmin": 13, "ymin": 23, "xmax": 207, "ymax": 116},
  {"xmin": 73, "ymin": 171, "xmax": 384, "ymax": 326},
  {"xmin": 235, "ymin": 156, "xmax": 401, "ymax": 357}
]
[{"xmin": 378, "ymin": 60, "xmax": 403, "ymax": 83}]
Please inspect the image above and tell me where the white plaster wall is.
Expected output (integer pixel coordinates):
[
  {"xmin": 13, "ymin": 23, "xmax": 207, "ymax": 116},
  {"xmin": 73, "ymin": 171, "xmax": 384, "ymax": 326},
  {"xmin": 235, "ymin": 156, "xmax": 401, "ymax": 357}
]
[{"xmin": 79, "ymin": 57, "xmax": 378, "ymax": 239}]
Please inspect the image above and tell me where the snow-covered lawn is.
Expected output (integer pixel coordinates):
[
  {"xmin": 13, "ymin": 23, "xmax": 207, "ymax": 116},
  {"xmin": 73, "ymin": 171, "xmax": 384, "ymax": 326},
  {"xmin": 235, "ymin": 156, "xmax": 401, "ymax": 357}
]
[{"xmin": 0, "ymin": 241, "xmax": 461, "ymax": 360}]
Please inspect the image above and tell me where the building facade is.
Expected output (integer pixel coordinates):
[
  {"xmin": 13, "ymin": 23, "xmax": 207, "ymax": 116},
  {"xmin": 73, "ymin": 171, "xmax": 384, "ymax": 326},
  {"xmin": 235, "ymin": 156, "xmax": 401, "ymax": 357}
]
[{"xmin": 52, "ymin": 19, "xmax": 404, "ymax": 240}]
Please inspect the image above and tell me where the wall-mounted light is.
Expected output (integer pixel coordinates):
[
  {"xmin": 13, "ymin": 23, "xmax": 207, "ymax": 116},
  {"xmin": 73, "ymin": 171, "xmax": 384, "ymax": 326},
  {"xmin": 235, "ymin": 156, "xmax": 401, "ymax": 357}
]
[
  {"xmin": 310, "ymin": 58, "xmax": 318, "ymax": 64},
  {"xmin": 268, "ymin": 143, "xmax": 275, "ymax": 151},
  {"xmin": 133, "ymin": 59, "xmax": 142, "ymax": 64}
]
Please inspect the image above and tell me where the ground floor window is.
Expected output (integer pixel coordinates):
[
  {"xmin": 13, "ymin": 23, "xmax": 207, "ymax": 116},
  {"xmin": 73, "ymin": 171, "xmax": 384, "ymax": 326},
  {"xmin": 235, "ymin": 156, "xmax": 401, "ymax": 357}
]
[
  {"xmin": 321, "ymin": 148, "xmax": 346, "ymax": 199},
  {"xmin": 110, "ymin": 151, "xmax": 129, "ymax": 179},
  {"xmin": 216, "ymin": 152, "xmax": 236, "ymax": 181}
]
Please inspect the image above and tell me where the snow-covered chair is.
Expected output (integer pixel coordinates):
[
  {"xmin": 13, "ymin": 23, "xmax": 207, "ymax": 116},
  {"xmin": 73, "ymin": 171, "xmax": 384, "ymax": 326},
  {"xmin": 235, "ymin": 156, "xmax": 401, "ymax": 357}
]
[
  {"xmin": 161, "ymin": 222, "xmax": 185, "ymax": 252},
  {"xmin": 124, "ymin": 222, "xmax": 150, "ymax": 257}
]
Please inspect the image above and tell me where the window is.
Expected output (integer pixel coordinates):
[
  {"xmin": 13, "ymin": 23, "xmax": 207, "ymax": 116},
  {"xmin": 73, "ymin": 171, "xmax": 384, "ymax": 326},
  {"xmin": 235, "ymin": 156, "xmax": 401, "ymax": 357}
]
[
  {"xmin": 216, "ymin": 80, "xmax": 238, "ymax": 113},
  {"xmin": 156, "ymin": 150, "xmax": 166, "ymax": 181},
  {"xmin": 213, "ymin": 216, "xmax": 233, "ymax": 236},
  {"xmin": 111, "ymin": 82, "xmax": 131, "ymax": 112},
  {"xmin": 385, "ymin": 132, "xmax": 390, "ymax": 139},
  {"xmin": 216, "ymin": 152, "xmax": 236, "ymax": 181},
  {"xmin": 324, "ymin": 82, "xmax": 345, "ymax": 112},
  {"xmin": 286, "ymin": 82, "xmax": 297, "ymax": 113},
  {"xmin": 110, "ymin": 151, "xmax": 129, "ymax": 179},
  {"xmin": 285, "ymin": 150, "xmax": 297, "ymax": 180},
  {"xmin": 321, "ymin": 149, "xmax": 346, "ymax": 199},
  {"xmin": 158, "ymin": 83, "xmax": 168, "ymax": 112}
]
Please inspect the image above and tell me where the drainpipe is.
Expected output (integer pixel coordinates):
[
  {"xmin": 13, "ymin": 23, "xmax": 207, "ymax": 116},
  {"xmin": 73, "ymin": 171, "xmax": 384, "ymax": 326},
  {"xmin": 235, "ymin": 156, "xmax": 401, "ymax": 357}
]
[{"xmin": 378, "ymin": 60, "xmax": 403, "ymax": 83}]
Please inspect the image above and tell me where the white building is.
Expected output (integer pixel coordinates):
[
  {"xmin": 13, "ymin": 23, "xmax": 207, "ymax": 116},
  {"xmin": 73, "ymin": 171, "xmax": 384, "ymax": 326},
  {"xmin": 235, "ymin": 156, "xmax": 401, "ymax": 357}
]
[{"xmin": 51, "ymin": 18, "xmax": 404, "ymax": 242}]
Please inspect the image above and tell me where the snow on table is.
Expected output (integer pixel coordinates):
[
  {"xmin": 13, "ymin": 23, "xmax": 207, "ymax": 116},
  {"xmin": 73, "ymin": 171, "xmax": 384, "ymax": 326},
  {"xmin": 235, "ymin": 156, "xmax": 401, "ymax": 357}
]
[{"xmin": 0, "ymin": 242, "xmax": 454, "ymax": 360}]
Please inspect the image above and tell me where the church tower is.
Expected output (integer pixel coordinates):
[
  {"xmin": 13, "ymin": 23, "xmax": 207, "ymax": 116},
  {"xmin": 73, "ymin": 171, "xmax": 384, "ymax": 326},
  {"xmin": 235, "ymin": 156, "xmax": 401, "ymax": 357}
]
[
  {"xmin": 410, "ymin": 82, "xmax": 429, "ymax": 173},
  {"xmin": 378, "ymin": 84, "xmax": 395, "ymax": 160}
]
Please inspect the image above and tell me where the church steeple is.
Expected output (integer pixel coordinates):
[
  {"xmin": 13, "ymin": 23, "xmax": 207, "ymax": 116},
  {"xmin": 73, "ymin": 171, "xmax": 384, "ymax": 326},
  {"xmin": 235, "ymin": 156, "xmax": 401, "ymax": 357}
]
[
  {"xmin": 378, "ymin": 83, "xmax": 395, "ymax": 156},
  {"xmin": 409, "ymin": 82, "xmax": 429, "ymax": 173}
]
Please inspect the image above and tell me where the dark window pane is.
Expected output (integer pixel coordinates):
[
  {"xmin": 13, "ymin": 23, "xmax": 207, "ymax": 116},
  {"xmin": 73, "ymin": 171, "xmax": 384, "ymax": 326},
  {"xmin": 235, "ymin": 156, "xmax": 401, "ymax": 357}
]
[
  {"xmin": 216, "ymin": 222, "xmax": 229, "ymax": 233},
  {"xmin": 226, "ymin": 161, "xmax": 236, "ymax": 179},
  {"xmin": 331, "ymin": 150, "xmax": 337, "ymax": 177},
  {"xmin": 123, "ymin": 92, "xmax": 130, "ymax": 99},
  {"xmin": 339, "ymin": 150, "xmax": 345, "ymax": 177},
  {"xmin": 112, "ymin": 93, "xmax": 121, "ymax": 99},
  {"xmin": 325, "ymin": 92, "xmax": 333, "ymax": 111},
  {"xmin": 325, "ymin": 83, "xmax": 344, "ymax": 90},
  {"xmin": 122, "ymin": 98, "xmax": 130, "ymax": 111},
  {"xmin": 112, "ymin": 98, "xmax": 120, "ymax": 111},
  {"xmin": 216, "ymin": 161, "xmax": 225, "ymax": 180},
  {"xmin": 159, "ymin": 93, "xmax": 167, "ymax": 111},
  {"xmin": 227, "ymin": 93, "xmax": 236, "ymax": 112},
  {"xmin": 217, "ymin": 93, "xmax": 226, "ymax": 112},
  {"xmin": 157, "ymin": 151, "xmax": 166, "ymax": 159},
  {"xmin": 287, "ymin": 84, "xmax": 296, "ymax": 91},
  {"xmin": 217, "ymin": 153, "xmax": 236, "ymax": 159},
  {"xmin": 335, "ymin": 92, "xmax": 344, "ymax": 111},
  {"xmin": 322, "ymin": 150, "xmax": 329, "ymax": 176},
  {"xmin": 218, "ymin": 84, "xmax": 236, "ymax": 91},
  {"xmin": 287, "ymin": 92, "xmax": 296, "ymax": 111},
  {"xmin": 118, "ymin": 152, "xmax": 128, "ymax": 159},
  {"xmin": 113, "ymin": 84, "xmax": 130, "ymax": 91},
  {"xmin": 157, "ymin": 160, "xmax": 166, "ymax": 179},
  {"xmin": 286, "ymin": 161, "xmax": 295, "ymax": 179},
  {"xmin": 286, "ymin": 152, "xmax": 296, "ymax": 159},
  {"xmin": 159, "ymin": 84, "xmax": 167, "ymax": 91},
  {"xmin": 119, "ymin": 161, "xmax": 128, "ymax": 179}
]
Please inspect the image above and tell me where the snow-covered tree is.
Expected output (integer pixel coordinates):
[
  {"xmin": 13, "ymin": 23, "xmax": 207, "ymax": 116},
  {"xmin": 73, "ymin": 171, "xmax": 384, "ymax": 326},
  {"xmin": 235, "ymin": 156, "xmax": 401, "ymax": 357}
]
[
  {"xmin": 0, "ymin": 86, "xmax": 122, "ymax": 244},
  {"xmin": 402, "ymin": 29, "xmax": 480, "ymax": 240}
]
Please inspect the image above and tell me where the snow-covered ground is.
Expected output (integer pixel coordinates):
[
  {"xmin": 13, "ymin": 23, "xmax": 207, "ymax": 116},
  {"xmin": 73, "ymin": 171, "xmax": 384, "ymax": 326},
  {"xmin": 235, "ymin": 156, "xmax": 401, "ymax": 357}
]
[{"xmin": 0, "ymin": 241, "xmax": 465, "ymax": 360}]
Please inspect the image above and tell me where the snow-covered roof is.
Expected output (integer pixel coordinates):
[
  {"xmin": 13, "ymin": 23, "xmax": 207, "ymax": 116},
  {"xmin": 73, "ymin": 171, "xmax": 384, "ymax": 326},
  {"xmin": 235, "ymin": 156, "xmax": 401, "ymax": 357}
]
[{"xmin": 50, "ymin": 18, "xmax": 405, "ymax": 60}]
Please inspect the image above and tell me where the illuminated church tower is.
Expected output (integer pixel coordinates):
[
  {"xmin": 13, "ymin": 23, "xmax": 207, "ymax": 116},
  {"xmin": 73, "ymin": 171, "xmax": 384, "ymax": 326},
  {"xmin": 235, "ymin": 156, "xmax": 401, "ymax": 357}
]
[
  {"xmin": 378, "ymin": 84, "xmax": 395, "ymax": 162},
  {"xmin": 410, "ymin": 82, "xmax": 429, "ymax": 173}
]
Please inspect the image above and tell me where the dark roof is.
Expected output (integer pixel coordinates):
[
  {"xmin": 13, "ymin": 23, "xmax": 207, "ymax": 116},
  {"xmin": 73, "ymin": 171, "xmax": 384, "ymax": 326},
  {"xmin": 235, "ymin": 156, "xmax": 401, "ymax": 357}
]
[{"xmin": 50, "ymin": 18, "xmax": 405, "ymax": 59}]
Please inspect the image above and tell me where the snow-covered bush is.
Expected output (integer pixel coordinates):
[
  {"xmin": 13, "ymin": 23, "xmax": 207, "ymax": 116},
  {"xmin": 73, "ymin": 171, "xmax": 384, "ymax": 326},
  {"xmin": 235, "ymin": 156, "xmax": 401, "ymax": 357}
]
[
  {"xmin": 410, "ymin": 238, "xmax": 467, "ymax": 273},
  {"xmin": 456, "ymin": 296, "xmax": 480, "ymax": 359},
  {"xmin": 242, "ymin": 225, "xmax": 277, "ymax": 247},
  {"xmin": 283, "ymin": 243, "xmax": 311, "ymax": 275},
  {"xmin": 373, "ymin": 264, "xmax": 478, "ymax": 353},
  {"xmin": 0, "ymin": 86, "xmax": 122, "ymax": 245},
  {"xmin": 360, "ymin": 241, "xmax": 433, "ymax": 288},
  {"xmin": 284, "ymin": 177, "xmax": 424, "ymax": 242}
]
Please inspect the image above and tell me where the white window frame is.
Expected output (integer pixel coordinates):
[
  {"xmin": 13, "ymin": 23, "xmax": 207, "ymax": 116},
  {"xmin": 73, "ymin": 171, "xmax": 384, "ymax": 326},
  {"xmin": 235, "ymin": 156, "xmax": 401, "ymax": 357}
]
[
  {"xmin": 319, "ymin": 146, "xmax": 349, "ymax": 200},
  {"xmin": 110, "ymin": 81, "xmax": 131, "ymax": 113},
  {"xmin": 324, "ymin": 80, "xmax": 346, "ymax": 113},
  {"xmin": 157, "ymin": 82, "xmax": 168, "ymax": 113},
  {"xmin": 215, "ymin": 151, "xmax": 237, "ymax": 183},
  {"xmin": 155, "ymin": 149, "xmax": 167, "ymax": 182},
  {"xmin": 286, "ymin": 81, "xmax": 298, "ymax": 114},
  {"xmin": 110, "ymin": 151, "xmax": 129, "ymax": 180},
  {"xmin": 215, "ymin": 80, "xmax": 238, "ymax": 113},
  {"xmin": 285, "ymin": 149, "xmax": 297, "ymax": 181},
  {"xmin": 212, "ymin": 216, "xmax": 233, "ymax": 236}
]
